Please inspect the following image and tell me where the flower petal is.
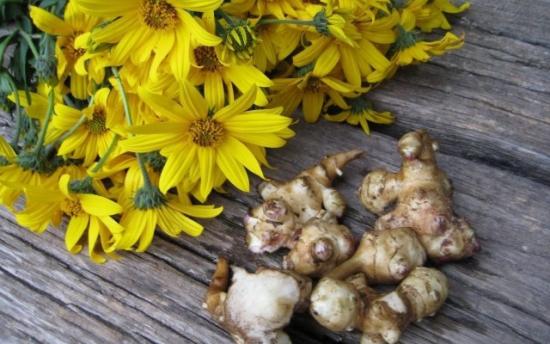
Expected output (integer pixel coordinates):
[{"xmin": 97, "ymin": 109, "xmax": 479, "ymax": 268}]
[
  {"xmin": 213, "ymin": 86, "xmax": 256, "ymax": 121},
  {"xmin": 179, "ymin": 81, "xmax": 209, "ymax": 120},
  {"xmin": 216, "ymin": 144, "xmax": 249, "ymax": 191},
  {"xmin": 65, "ymin": 214, "xmax": 89, "ymax": 253},
  {"xmin": 223, "ymin": 136, "xmax": 264, "ymax": 178},
  {"xmin": 29, "ymin": 6, "xmax": 73, "ymax": 36},
  {"xmin": 224, "ymin": 113, "xmax": 292, "ymax": 133},
  {"xmin": 121, "ymin": 132, "xmax": 183, "ymax": 153},
  {"xmin": 198, "ymin": 147, "xmax": 215, "ymax": 198},
  {"xmin": 313, "ymin": 44, "xmax": 341, "ymax": 77},
  {"xmin": 79, "ymin": 194, "xmax": 122, "ymax": 216},
  {"xmin": 159, "ymin": 145, "xmax": 197, "ymax": 193},
  {"xmin": 302, "ymin": 92, "xmax": 325, "ymax": 123},
  {"xmin": 72, "ymin": 0, "xmax": 137, "ymax": 17},
  {"xmin": 138, "ymin": 87, "xmax": 188, "ymax": 122},
  {"xmin": 161, "ymin": 205, "xmax": 203, "ymax": 237},
  {"xmin": 136, "ymin": 210, "xmax": 157, "ymax": 252},
  {"xmin": 168, "ymin": 202, "xmax": 223, "ymax": 218}
]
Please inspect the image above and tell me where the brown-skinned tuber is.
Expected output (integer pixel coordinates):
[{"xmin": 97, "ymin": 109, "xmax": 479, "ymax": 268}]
[
  {"xmin": 204, "ymin": 257, "xmax": 312, "ymax": 344},
  {"xmin": 359, "ymin": 130, "xmax": 480, "ymax": 262},
  {"xmin": 310, "ymin": 267, "xmax": 448, "ymax": 344},
  {"xmin": 326, "ymin": 227, "xmax": 426, "ymax": 284},
  {"xmin": 244, "ymin": 150, "xmax": 362, "ymax": 276},
  {"xmin": 283, "ymin": 219, "xmax": 355, "ymax": 277}
]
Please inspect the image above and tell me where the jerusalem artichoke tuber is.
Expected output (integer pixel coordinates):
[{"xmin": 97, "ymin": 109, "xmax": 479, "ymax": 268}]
[
  {"xmin": 282, "ymin": 219, "xmax": 355, "ymax": 277},
  {"xmin": 359, "ymin": 130, "xmax": 480, "ymax": 262},
  {"xmin": 204, "ymin": 257, "xmax": 312, "ymax": 344},
  {"xmin": 326, "ymin": 227, "xmax": 426, "ymax": 284},
  {"xmin": 310, "ymin": 267, "xmax": 448, "ymax": 344},
  {"xmin": 244, "ymin": 150, "xmax": 362, "ymax": 255}
]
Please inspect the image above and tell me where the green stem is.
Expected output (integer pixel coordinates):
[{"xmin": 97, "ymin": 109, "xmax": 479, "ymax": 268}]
[
  {"xmin": 56, "ymin": 114, "xmax": 87, "ymax": 143},
  {"xmin": 111, "ymin": 67, "xmax": 152, "ymax": 189},
  {"xmin": 6, "ymin": 76, "xmax": 22, "ymax": 148},
  {"xmin": 63, "ymin": 95, "xmax": 77, "ymax": 108},
  {"xmin": 18, "ymin": 30, "xmax": 39, "ymax": 59},
  {"xmin": 90, "ymin": 135, "xmax": 119, "ymax": 174},
  {"xmin": 33, "ymin": 88, "xmax": 55, "ymax": 154},
  {"xmin": 111, "ymin": 67, "xmax": 133, "ymax": 126},
  {"xmin": 216, "ymin": 9, "xmax": 236, "ymax": 26},
  {"xmin": 257, "ymin": 18, "xmax": 316, "ymax": 27}
]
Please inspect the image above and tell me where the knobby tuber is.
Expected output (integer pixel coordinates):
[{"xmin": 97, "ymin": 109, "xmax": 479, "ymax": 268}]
[
  {"xmin": 204, "ymin": 258, "xmax": 312, "ymax": 344},
  {"xmin": 283, "ymin": 219, "xmax": 355, "ymax": 277},
  {"xmin": 326, "ymin": 227, "xmax": 426, "ymax": 284},
  {"xmin": 244, "ymin": 150, "xmax": 362, "ymax": 253},
  {"xmin": 359, "ymin": 130, "xmax": 480, "ymax": 262},
  {"xmin": 244, "ymin": 150, "xmax": 362, "ymax": 276},
  {"xmin": 310, "ymin": 267, "xmax": 448, "ymax": 344}
]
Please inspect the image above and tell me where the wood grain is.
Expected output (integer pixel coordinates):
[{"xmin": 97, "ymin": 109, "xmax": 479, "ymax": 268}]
[{"xmin": 1, "ymin": 0, "xmax": 549, "ymax": 343}]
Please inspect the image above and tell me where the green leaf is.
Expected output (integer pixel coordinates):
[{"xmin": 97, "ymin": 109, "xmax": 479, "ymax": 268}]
[{"xmin": 0, "ymin": 31, "xmax": 16, "ymax": 60}]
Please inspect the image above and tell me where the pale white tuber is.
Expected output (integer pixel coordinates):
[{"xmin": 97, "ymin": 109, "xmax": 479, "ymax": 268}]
[
  {"xmin": 326, "ymin": 227, "xmax": 426, "ymax": 284},
  {"xmin": 204, "ymin": 258, "xmax": 312, "ymax": 344},
  {"xmin": 359, "ymin": 130, "xmax": 480, "ymax": 262},
  {"xmin": 310, "ymin": 277, "xmax": 363, "ymax": 332},
  {"xmin": 310, "ymin": 267, "xmax": 448, "ymax": 344}
]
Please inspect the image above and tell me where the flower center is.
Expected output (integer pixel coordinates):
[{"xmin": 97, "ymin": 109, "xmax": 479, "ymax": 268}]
[
  {"xmin": 306, "ymin": 77, "xmax": 325, "ymax": 93},
  {"xmin": 189, "ymin": 118, "xmax": 225, "ymax": 147},
  {"xmin": 61, "ymin": 198, "xmax": 84, "ymax": 217},
  {"xmin": 87, "ymin": 109, "xmax": 107, "ymax": 135},
  {"xmin": 194, "ymin": 47, "xmax": 222, "ymax": 72},
  {"xmin": 63, "ymin": 33, "xmax": 86, "ymax": 61},
  {"xmin": 141, "ymin": 0, "xmax": 179, "ymax": 30}
]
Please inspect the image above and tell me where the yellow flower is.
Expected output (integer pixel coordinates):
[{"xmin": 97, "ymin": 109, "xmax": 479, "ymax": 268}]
[
  {"xmin": 189, "ymin": 13, "xmax": 273, "ymax": 109},
  {"xmin": 0, "ymin": 136, "xmax": 90, "ymax": 210},
  {"xmin": 253, "ymin": 25, "xmax": 279, "ymax": 73},
  {"xmin": 217, "ymin": 17, "xmax": 259, "ymax": 63},
  {"xmin": 29, "ymin": 4, "xmax": 102, "ymax": 99},
  {"xmin": 109, "ymin": 63, "xmax": 180, "ymax": 125},
  {"xmin": 117, "ymin": 189, "xmax": 222, "ymax": 252},
  {"xmin": 0, "ymin": 139, "xmax": 62, "ymax": 209},
  {"xmin": 224, "ymin": 0, "xmax": 304, "ymax": 19},
  {"xmin": 73, "ymin": 0, "xmax": 223, "ymax": 80},
  {"xmin": 121, "ymin": 83, "xmax": 294, "ymax": 199},
  {"xmin": 269, "ymin": 65, "xmax": 358, "ymax": 123},
  {"xmin": 52, "ymin": 88, "xmax": 125, "ymax": 166},
  {"xmin": 16, "ymin": 174, "xmax": 123, "ymax": 263},
  {"xmin": 394, "ymin": 31, "xmax": 464, "ymax": 66},
  {"xmin": 292, "ymin": 4, "xmax": 396, "ymax": 88},
  {"xmin": 325, "ymin": 94, "xmax": 394, "ymax": 134},
  {"xmin": 89, "ymin": 152, "xmax": 162, "ymax": 200},
  {"xmin": 367, "ymin": 12, "xmax": 464, "ymax": 83},
  {"xmin": 8, "ymin": 83, "xmax": 66, "ymax": 143},
  {"xmin": 402, "ymin": 0, "xmax": 470, "ymax": 32}
]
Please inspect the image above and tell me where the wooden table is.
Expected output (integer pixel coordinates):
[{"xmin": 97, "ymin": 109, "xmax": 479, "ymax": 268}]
[{"xmin": 1, "ymin": 0, "xmax": 549, "ymax": 343}]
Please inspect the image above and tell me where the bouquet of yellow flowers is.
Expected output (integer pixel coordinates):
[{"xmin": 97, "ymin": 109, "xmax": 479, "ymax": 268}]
[{"xmin": 0, "ymin": 0, "xmax": 468, "ymax": 262}]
